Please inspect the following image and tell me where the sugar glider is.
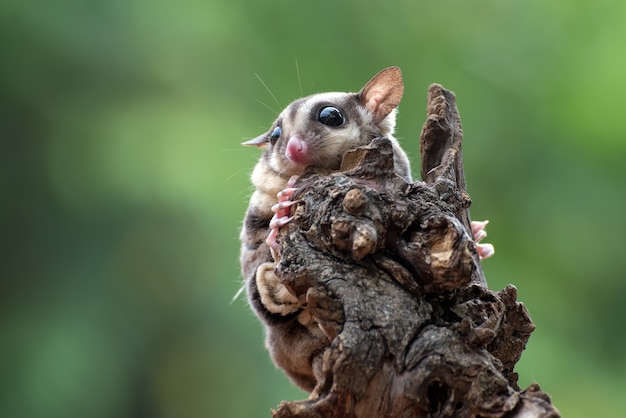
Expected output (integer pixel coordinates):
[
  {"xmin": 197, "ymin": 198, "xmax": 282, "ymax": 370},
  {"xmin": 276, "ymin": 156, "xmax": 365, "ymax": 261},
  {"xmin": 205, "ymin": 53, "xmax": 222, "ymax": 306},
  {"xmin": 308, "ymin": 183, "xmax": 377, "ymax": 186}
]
[{"xmin": 239, "ymin": 67, "xmax": 493, "ymax": 391}]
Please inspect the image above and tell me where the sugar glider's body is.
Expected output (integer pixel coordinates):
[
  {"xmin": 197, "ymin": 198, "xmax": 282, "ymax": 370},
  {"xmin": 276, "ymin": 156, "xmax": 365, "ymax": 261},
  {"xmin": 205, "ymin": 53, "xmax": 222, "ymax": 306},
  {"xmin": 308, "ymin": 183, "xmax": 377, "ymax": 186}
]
[
  {"xmin": 240, "ymin": 67, "xmax": 493, "ymax": 391},
  {"xmin": 240, "ymin": 67, "xmax": 411, "ymax": 390}
]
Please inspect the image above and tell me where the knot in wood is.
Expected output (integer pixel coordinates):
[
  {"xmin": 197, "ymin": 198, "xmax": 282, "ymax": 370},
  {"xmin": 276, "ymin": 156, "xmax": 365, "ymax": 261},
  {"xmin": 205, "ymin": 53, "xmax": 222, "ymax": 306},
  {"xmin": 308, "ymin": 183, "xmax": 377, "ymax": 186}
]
[
  {"xmin": 331, "ymin": 220, "xmax": 378, "ymax": 261},
  {"xmin": 342, "ymin": 188, "xmax": 367, "ymax": 215},
  {"xmin": 352, "ymin": 223, "xmax": 378, "ymax": 260}
]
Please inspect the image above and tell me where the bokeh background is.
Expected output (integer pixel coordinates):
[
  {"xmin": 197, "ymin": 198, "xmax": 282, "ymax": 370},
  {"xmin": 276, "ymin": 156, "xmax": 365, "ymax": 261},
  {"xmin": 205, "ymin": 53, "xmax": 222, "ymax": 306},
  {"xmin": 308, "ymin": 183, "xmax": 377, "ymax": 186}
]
[{"xmin": 2, "ymin": 0, "xmax": 625, "ymax": 417}]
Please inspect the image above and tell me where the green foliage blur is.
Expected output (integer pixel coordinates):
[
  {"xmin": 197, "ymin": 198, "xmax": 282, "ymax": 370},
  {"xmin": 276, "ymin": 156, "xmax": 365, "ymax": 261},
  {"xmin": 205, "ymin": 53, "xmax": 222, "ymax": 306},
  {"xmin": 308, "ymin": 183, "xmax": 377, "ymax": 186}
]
[{"xmin": 1, "ymin": 0, "xmax": 625, "ymax": 416}]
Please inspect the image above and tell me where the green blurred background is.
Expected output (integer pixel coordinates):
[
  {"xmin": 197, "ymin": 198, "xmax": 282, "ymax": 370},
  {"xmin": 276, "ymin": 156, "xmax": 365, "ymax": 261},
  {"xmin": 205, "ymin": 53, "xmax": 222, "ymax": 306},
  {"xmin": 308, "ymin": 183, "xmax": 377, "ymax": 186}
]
[{"xmin": 2, "ymin": 0, "xmax": 625, "ymax": 417}]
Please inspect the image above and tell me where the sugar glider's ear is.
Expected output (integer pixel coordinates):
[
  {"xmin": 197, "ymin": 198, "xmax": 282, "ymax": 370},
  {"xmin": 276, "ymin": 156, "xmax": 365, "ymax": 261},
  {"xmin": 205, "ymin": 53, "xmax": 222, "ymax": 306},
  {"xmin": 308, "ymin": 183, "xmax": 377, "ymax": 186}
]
[
  {"xmin": 358, "ymin": 66, "xmax": 404, "ymax": 124},
  {"xmin": 242, "ymin": 133, "xmax": 269, "ymax": 148}
]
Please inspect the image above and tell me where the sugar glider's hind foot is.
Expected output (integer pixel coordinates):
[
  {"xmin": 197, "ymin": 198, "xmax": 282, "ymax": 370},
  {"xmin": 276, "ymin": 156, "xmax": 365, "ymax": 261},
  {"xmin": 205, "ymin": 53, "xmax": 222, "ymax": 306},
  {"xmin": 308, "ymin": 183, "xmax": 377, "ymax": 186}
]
[{"xmin": 471, "ymin": 220, "xmax": 495, "ymax": 260}]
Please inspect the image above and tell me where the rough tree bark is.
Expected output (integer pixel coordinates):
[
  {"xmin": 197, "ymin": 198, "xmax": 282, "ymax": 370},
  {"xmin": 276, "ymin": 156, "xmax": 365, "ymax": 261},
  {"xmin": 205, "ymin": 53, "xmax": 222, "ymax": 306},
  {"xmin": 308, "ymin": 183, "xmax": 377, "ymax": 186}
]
[{"xmin": 271, "ymin": 84, "xmax": 560, "ymax": 418}]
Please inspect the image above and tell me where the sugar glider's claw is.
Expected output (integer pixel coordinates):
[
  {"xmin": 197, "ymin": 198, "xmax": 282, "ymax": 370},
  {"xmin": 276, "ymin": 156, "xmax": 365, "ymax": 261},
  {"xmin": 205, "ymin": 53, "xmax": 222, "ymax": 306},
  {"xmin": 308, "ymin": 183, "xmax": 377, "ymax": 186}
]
[
  {"xmin": 267, "ymin": 226, "xmax": 281, "ymax": 260},
  {"xmin": 272, "ymin": 199, "xmax": 297, "ymax": 219},
  {"xmin": 267, "ymin": 213, "xmax": 294, "ymax": 260},
  {"xmin": 269, "ymin": 215, "xmax": 294, "ymax": 230},
  {"xmin": 471, "ymin": 220, "xmax": 489, "ymax": 241},
  {"xmin": 277, "ymin": 187, "xmax": 298, "ymax": 201},
  {"xmin": 476, "ymin": 243, "xmax": 495, "ymax": 260},
  {"xmin": 286, "ymin": 175, "xmax": 299, "ymax": 188}
]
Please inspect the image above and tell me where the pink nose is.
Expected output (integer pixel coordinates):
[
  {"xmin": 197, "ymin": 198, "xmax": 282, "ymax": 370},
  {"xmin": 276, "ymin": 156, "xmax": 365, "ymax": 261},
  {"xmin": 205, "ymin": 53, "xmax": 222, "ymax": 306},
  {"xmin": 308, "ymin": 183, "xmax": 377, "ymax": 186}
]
[{"xmin": 286, "ymin": 136, "xmax": 309, "ymax": 164}]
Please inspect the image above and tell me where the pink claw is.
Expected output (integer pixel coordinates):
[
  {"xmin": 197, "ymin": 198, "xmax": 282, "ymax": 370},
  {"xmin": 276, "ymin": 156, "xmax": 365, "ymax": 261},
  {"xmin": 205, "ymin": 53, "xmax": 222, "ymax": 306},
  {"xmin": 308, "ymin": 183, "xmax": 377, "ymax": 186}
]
[
  {"xmin": 267, "ymin": 214, "xmax": 295, "ymax": 259},
  {"xmin": 266, "ymin": 227, "xmax": 281, "ymax": 258},
  {"xmin": 274, "ymin": 189, "xmax": 297, "ymax": 219},
  {"xmin": 471, "ymin": 220, "xmax": 489, "ymax": 239},
  {"xmin": 476, "ymin": 243, "xmax": 495, "ymax": 260},
  {"xmin": 269, "ymin": 215, "xmax": 294, "ymax": 230}
]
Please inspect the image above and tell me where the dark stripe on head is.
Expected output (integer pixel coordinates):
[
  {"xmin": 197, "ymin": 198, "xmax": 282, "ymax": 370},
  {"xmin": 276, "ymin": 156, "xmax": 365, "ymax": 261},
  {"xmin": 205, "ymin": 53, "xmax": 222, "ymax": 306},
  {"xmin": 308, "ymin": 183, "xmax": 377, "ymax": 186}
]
[{"xmin": 286, "ymin": 98, "xmax": 306, "ymax": 122}]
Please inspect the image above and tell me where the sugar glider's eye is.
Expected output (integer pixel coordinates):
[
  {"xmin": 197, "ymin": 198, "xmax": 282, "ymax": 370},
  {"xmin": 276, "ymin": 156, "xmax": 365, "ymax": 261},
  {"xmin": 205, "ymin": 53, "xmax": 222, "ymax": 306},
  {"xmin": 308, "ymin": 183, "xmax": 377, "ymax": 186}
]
[
  {"xmin": 270, "ymin": 126, "xmax": 281, "ymax": 144},
  {"xmin": 317, "ymin": 106, "xmax": 345, "ymax": 127}
]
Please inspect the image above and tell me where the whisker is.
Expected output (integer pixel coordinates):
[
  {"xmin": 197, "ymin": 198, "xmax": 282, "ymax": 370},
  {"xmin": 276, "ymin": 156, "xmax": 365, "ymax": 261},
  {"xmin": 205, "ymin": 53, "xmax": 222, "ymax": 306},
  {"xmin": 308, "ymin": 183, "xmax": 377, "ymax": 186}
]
[
  {"xmin": 255, "ymin": 73, "xmax": 281, "ymax": 109},
  {"xmin": 224, "ymin": 168, "xmax": 247, "ymax": 183},
  {"xmin": 231, "ymin": 285, "xmax": 246, "ymax": 304},
  {"xmin": 295, "ymin": 57, "xmax": 303, "ymax": 96},
  {"xmin": 256, "ymin": 98, "xmax": 278, "ymax": 115}
]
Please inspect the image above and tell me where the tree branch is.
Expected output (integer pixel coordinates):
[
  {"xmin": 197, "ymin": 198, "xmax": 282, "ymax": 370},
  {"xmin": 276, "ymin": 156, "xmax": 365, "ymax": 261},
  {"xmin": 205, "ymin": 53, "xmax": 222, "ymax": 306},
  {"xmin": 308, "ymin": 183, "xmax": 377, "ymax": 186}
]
[{"xmin": 272, "ymin": 84, "xmax": 560, "ymax": 418}]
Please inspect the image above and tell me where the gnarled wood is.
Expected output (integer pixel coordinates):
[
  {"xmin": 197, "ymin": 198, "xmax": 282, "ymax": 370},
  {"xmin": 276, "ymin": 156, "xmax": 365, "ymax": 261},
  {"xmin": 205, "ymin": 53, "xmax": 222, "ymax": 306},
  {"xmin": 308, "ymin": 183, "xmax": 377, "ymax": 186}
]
[{"xmin": 271, "ymin": 84, "xmax": 560, "ymax": 418}]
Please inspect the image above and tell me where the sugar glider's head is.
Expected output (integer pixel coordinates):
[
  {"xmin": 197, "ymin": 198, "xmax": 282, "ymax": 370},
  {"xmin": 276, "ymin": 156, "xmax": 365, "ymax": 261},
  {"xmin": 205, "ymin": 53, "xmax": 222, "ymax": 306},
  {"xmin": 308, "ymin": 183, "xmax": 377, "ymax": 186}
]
[{"xmin": 243, "ymin": 67, "xmax": 404, "ymax": 177}]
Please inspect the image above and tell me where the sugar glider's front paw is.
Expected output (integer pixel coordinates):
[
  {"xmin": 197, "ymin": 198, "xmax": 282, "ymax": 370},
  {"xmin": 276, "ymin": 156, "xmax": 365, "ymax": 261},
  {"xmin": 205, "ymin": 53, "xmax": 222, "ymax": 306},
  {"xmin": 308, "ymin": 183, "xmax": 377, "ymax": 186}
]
[
  {"xmin": 267, "ymin": 175, "xmax": 300, "ymax": 259},
  {"xmin": 256, "ymin": 261, "xmax": 301, "ymax": 315}
]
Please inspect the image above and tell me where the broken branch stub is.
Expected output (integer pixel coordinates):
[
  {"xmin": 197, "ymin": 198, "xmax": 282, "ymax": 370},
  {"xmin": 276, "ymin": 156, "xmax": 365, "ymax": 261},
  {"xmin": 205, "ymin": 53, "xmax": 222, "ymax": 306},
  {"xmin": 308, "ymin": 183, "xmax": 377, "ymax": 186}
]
[
  {"xmin": 420, "ymin": 83, "xmax": 485, "ymax": 287},
  {"xmin": 271, "ymin": 85, "xmax": 559, "ymax": 418}
]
